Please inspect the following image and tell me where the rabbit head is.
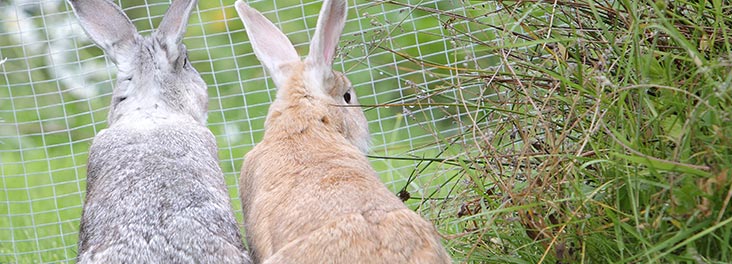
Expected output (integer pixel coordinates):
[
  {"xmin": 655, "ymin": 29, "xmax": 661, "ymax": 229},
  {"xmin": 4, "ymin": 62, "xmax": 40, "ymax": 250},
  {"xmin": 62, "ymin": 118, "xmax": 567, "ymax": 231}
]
[
  {"xmin": 70, "ymin": 0, "xmax": 207, "ymax": 126},
  {"xmin": 235, "ymin": 0, "xmax": 369, "ymax": 153}
]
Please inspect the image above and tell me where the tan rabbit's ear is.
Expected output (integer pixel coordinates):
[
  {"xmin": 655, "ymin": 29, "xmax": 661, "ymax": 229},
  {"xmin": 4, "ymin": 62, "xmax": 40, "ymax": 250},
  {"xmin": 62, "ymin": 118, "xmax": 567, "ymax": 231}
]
[
  {"xmin": 235, "ymin": 0, "xmax": 299, "ymax": 87},
  {"xmin": 69, "ymin": 0, "xmax": 139, "ymax": 65},
  {"xmin": 305, "ymin": 0, "xmax": 347, "ymax": 68},
  {"xmin": 155, "ymin": 0, "xmax": 198, "ymax": 63}
]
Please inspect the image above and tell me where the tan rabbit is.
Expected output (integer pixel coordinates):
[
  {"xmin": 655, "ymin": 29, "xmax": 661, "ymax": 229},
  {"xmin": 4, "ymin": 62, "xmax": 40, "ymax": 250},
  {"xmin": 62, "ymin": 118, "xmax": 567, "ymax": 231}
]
[{"xmin": 234, "ymin": 0, "xmax": 451, "ymax": 263}]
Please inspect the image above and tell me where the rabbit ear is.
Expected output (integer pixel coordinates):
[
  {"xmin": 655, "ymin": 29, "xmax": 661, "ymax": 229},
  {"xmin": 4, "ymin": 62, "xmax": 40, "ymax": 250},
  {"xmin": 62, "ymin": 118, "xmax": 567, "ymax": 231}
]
[
  {"xmin": 235, "ymin": 0, "xmax": 299, "ymax": 86},
  {"xmin": 155, "ymin": 0, "xmax": 197, "ymax": 61},
  {"xmin": 305, "ymin": 0, "xmax": 347, "ymax": 67},
  {"xmin": 69, "ymin": 0, "xmax": 139, "ymax": 64}
]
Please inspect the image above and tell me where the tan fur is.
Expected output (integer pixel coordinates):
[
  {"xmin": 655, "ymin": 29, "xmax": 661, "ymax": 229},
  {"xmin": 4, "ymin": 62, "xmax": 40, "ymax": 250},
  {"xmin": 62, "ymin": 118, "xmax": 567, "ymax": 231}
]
[{"xmin": 239, "ymin": 62, "xmax": 452, "ymax": 263}]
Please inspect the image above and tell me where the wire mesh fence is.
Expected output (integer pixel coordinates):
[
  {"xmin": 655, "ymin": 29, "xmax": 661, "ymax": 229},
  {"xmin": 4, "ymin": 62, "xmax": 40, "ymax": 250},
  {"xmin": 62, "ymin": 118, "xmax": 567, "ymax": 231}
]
[{"xmin": 0, "ymin": 0, "xmax": 502, "ymax": 261}]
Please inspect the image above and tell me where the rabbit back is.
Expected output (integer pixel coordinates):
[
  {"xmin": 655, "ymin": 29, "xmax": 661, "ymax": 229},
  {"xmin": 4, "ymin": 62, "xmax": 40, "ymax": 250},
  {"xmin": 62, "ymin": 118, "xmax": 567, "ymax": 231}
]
[
  {"xmin": 241, "ymin": 137, "xmax": 450, "ymax": 263},
  {"xmin": 261, "ymin": 209, "xmax": 449, "ymax": 264},
  {"xmin": 78, "ymin": 121, "xmax": 247, "ymax": 263}
]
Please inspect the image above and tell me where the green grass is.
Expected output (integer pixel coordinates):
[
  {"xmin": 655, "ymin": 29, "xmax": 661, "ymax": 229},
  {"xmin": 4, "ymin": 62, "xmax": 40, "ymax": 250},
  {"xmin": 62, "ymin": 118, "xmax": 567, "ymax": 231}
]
[
  {"xmin": 2, "ymin": 0, "xmax": 732, "ymax": 263},
  {"xmin": 382, "ymin": 0, "xmax": 732, "ymax": 262}
]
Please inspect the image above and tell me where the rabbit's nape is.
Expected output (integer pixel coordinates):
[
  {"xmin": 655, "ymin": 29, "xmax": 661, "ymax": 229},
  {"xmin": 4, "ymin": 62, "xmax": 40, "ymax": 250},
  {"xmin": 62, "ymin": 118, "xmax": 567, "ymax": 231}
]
[
  {"xmin": 70, "ymin": 0, "xmax": 208, "ymax": 127},
  {"xmin": 107, "ymin": 38, "xmax": 208, "ymax": 126}
]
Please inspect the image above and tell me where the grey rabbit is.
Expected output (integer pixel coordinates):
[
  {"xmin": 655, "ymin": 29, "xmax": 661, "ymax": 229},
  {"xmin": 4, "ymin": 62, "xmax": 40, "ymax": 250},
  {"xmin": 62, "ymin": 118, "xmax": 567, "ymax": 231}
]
[{"xmin": 71, "ymin": 0, "xmax": 250, "ymax": 262}]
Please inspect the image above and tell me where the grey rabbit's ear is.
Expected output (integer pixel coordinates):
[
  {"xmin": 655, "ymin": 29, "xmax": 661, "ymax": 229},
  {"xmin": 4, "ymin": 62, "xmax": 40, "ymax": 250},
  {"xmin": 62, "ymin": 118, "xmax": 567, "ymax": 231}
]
[
  {"xmin": 155, "ymin": 0, "xmax": 198, "ymax": 62},
  {"xmin": 69, "ymin": 0, "xmax": 139, "ymax": 65},
  {"xmin": 235, "ymin": 0, "xmax": 299, "ymax": 87},
  {"xmin": 305, "ymin": 0, "xmax": 347, "ymax": 68}
]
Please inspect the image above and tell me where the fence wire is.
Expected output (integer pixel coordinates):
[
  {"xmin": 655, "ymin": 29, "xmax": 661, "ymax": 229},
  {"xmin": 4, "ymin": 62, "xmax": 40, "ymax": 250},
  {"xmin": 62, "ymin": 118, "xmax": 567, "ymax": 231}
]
[{"xmin": 0, "ymin": 0, "xmax": 500, "ymax": 261}]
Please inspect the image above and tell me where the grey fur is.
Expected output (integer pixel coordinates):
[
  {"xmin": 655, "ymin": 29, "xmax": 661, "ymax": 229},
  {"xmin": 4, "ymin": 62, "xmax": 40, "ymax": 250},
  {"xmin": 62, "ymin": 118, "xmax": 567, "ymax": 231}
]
[{"xmin": 71, "ymin": 0, "xmax": 250, "ymax": 262}]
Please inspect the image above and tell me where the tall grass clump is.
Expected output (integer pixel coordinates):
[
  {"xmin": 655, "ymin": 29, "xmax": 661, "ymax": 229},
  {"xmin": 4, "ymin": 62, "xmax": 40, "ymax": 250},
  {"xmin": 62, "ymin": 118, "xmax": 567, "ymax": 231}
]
[{"xmin": 366, "ymin": 0, "xmax": 732, "ymax": 262}]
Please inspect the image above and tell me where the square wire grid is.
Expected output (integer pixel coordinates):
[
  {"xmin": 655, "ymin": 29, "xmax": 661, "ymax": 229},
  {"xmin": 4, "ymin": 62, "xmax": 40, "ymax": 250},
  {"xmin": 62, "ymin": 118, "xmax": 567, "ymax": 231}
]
[{"xmin": 0, "ymin": 0, "xmax": 500, "ymax": 261}]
